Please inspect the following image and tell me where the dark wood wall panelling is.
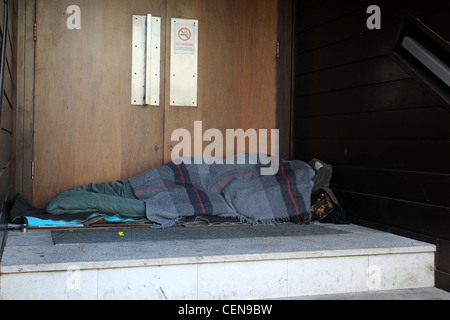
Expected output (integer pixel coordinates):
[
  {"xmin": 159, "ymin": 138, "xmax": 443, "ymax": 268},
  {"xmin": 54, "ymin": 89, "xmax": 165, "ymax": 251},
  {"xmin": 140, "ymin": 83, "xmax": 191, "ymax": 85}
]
[
  {"xmin": 292, "ymin": 0, "xmax": 450, "ymax": 291},
  {"xmin": 0, "ymin": 0, "xmax": 16, "ymax": 257},
  {"xmin": 277, "ymin": 0, "xmax": 294, "ymax": 160}
]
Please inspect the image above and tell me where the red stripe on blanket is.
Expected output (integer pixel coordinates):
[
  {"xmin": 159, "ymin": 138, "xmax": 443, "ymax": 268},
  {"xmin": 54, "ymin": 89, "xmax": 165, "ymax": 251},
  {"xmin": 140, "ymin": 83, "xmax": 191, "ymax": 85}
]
[
  {"xmin": 192, "ymin": 187, "xmax": 206, "ymax": 215},
  {"xmin": 135, "ymin": 183, "xmax": 169, "ymax": 197},
  {"xmin": 211, "ymin": 170, "xmax": 261, "ymax": 193},
  {"xmin": 281, "ymin": 165, "xmax": 301, "ymax": 224},
  {"xmin": 175, "ymin": 163, "xmax": 186, "ymax": 186},
  {"xmin": 175, "ymin": 162, "xmax": 206, "ymax": 215}
]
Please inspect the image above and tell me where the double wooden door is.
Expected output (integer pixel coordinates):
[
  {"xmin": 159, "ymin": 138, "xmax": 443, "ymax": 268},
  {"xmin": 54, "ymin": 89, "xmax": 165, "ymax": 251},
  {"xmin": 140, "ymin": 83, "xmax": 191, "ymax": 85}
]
[{"xmin": 33, "ymin": 0, "xmax": 278, "ymax": 207}]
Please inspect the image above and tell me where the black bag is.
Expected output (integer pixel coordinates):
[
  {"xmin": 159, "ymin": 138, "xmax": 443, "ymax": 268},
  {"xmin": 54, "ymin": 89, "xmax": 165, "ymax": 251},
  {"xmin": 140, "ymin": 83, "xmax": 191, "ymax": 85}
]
[{"xmin": 309, "ymin": 159, "xmax": 351, "ymax": 225}]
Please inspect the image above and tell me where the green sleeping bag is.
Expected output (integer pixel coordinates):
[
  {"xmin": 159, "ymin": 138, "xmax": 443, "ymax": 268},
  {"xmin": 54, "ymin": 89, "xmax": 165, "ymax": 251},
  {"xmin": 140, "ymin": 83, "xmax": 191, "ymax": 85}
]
[{"xmin": 46, "ymin": 180, "xmax": 146, "ymax": 218}]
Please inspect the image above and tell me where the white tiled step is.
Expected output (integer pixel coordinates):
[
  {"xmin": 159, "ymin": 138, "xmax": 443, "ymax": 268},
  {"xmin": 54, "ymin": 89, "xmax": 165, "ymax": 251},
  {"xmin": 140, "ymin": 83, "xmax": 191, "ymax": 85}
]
[
  {"xmin": 0, "ymin": 224, "xmax": 436, "ymax": 300},
  {"xmin": 287, "ymin": 287, "xmax": 450, "ymax": 300}
]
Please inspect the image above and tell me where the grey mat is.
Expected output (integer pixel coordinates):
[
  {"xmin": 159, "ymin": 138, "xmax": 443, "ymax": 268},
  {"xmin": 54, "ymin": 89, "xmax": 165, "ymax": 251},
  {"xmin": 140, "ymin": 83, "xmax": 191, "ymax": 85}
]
[{"xmin": 51, "ymin": 224, "xmax": 349, "ymax": 245}]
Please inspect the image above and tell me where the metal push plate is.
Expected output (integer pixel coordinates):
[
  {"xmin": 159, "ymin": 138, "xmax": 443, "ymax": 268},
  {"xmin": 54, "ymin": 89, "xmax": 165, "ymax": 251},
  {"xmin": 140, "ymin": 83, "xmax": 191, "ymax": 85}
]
[
  {"xmin": 131, "ymin": 15, "xmax": 146, "ymax": 105},
  {"xmin": 170, "ymin": 18, "xmax": 199, "ymax": 107},
  {"xmin": 131, "ymin": 15, "xmax": 161, "ymax": 106}
]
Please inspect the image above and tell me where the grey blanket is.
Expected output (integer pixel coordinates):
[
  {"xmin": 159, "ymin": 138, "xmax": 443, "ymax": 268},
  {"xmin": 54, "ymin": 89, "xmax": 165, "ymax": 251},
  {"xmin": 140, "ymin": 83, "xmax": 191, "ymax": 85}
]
[{"xmin": 129, "ymin": 154, "xmax": 315, "ymax": 228}]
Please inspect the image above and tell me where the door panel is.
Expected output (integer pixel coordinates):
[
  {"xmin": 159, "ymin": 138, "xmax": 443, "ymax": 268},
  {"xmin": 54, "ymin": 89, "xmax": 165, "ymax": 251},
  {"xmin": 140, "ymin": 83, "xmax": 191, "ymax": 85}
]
[
  {"xmin": 34, "ymin": 0, "xmax": 165, "ymax": 207},
  {"xmin": 33, "ymin": 0, "xmax": 278, "ymax": 207},
  {"xmin": 163, "ymin": 0, "xmax": 278, "ymax": 160}
]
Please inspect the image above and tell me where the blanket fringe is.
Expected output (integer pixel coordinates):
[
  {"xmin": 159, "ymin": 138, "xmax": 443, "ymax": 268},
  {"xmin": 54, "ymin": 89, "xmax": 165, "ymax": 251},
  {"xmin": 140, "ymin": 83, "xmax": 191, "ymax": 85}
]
[
  {"xmin": 220, "ymin": 214, "xmax": 308, "ymax": 226},
  {"xmin": 150, "ymin": 212, "xmax": 311, "ymax": 229}
]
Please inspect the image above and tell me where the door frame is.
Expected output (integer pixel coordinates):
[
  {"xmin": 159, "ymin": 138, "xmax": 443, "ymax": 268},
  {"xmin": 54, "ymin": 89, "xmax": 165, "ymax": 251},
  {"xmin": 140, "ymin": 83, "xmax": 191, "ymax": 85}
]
[
  {"xmin": 15, "ymin": 0, "xmax": 35, "ymax": 202},
  {"xmin": 15, "ymin": 0, "xmax": 295, "ymax": 203},
  {"xmin": 276, "ymin": 0, "xmax": 294, "ymax": 160}
]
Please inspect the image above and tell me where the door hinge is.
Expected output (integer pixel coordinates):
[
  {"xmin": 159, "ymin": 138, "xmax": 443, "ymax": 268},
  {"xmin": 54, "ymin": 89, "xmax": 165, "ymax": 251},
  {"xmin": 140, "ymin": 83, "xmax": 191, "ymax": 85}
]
[
  {"xmin": 31, "ymin": 161, "xmax": 35, "ymax": 180},
  {"xmin": 276, "ymin": 41, "xmax": 280, "ymax": 58},
  {"xmin": 33, "ymin": 22, "xmax": 37, "ymax": 41}
]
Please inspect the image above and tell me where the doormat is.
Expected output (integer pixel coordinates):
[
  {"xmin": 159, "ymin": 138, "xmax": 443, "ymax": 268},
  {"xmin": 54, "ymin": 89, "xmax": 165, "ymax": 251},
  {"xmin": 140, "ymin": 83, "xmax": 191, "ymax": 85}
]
[{"xmin": 51, "ymin": 224, "xmax": 350, "ymax": 245}]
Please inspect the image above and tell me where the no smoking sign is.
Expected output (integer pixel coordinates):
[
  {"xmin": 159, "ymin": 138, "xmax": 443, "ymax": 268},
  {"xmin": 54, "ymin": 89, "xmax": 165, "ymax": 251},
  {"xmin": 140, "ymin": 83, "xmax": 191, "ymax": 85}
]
[
  {"xmin": 174, "ymin": 23, "xmax": 195, "ymax": 54},
  {"xmin": 171, "ymin": 18, "xmax": 198, "ymax": 107},
  {"xmin": 178, "ymin": 27, "xmax": 191, "ymax": 41}
]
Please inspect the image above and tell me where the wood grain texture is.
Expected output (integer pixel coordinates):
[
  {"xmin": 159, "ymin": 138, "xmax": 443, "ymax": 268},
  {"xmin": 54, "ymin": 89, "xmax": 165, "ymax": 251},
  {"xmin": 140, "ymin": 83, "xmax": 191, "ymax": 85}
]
[
  {"xmin": 292, "ymin": 0, "xmax": 450, "ymax": 291},
  {"xmin": 163, "ymin": 0, "xmax": 278, "ymax": 161},
  {"xmin": 33, "ymin": 0, "xmax": 166, "ymax": 207},
  {"xmin": 277, "ymin": 0, "xmax": 294, "ymax": 160},
  {"xmin": 1, "ymin": 0, "xmax": 16, "ymax": 249},
  {"xmin": 32, "ymin": 0, "xmax": 278, "ymax": 207}
]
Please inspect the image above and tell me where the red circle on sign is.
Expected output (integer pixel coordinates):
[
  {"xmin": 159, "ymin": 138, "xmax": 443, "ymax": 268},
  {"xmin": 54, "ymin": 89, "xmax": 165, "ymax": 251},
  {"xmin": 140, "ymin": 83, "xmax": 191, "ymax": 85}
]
[{"xmin": 178, "ymin": 28, "xmax": 192, "ymax": 41}]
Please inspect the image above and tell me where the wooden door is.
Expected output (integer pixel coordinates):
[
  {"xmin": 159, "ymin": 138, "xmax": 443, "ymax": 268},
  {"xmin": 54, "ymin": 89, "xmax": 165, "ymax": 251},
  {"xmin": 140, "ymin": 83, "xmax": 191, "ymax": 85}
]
[
  {"xmin": 163, "ymin": 0, "xmax": 278, "ymax": 160},
  {"xmin": 32, "ymin": 0, "xmax": 278, "ymax": 207},
  {"xmin": 33, "ymin": 0, "xmax": 166, "ymax": 207}
]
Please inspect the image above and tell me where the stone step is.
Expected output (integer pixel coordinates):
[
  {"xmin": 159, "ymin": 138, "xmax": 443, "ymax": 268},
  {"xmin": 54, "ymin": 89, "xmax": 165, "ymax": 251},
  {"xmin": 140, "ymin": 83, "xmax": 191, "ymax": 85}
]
[
  {"xmin": 0, "ymin": 223, "xmax": 436, "ymax": 300},
  {"xmin": 287, "ymin": 287, "xmax": 450, "ymax": 300}
]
